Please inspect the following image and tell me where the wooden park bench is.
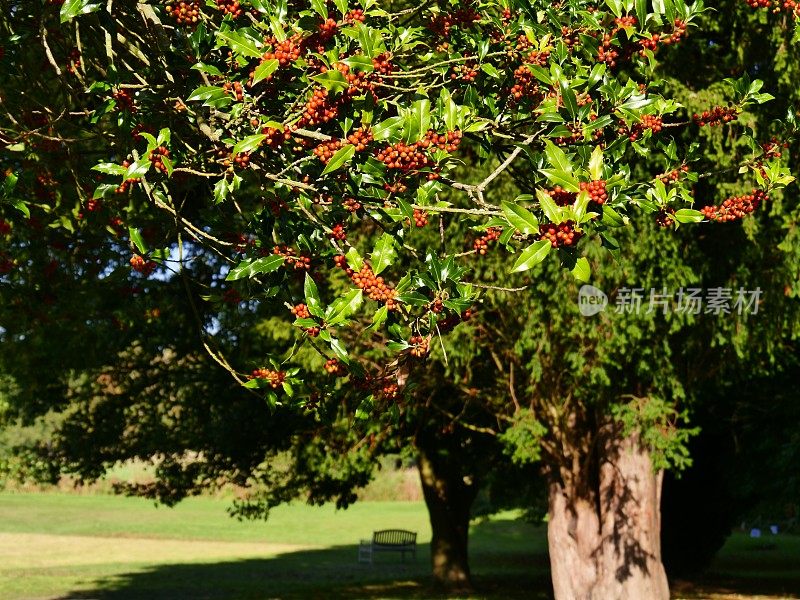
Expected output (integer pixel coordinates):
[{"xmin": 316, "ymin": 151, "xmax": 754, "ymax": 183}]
[{"xmin": 358, "ymin": 529, "xmax": 417, "ymax": 563}]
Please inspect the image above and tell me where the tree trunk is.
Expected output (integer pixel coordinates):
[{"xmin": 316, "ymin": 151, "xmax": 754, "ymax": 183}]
[
  {"xmin": 417, "ymin": 446, "xmax": 476, "ymax": 591},
  {"xmin": 547, "ymin": 431, "xmax": 669, "ymax": 600}
]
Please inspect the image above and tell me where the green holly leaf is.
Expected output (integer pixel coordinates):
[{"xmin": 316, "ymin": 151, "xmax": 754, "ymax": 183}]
[
  {"xmin": 588, "ymin": 145, "xmax": 604, "ymax": 180},
  {"xmin": 60, "ymin": 0, "xmax": 100, "ymax": 22},
  {"xmin": 326, "ymin": 289, "xmax": 363, "ymax": 326},
  {"xmin": 304, "ymin": 273, "xmax": 324, "ymax": 318},
  {"xmin": 502, "ymin": 198, "xmax": 539, "ymax": 235},
  {"xmin": 571, "ymin": 257, "xmax": 591, "ymax": 282},
  {"xmin": 129, "ymin": 227, "xmax": 147, "ymax": 254},
  {"xmin": 370, "ymin": 232, "xmax": 396, "ymax": 275},
  {"xmin": 216, "ymin": 29, "xmax": 262, "ymax": 59},
  {"xmin": 511, "ymin": 240, "xmax": 552, "ymax": 272},
  {"xmin": 674, "ymin": 209, "xmax": 704, "ymax": 224},
  {"xmin": 252, "ymin": 59, "xmax": 280, "ymax": 85},
  {"xmin": 321, "ymin": 144, "xmax": 355, "ymax": 175},
  {"xmin": 536, "ymin": 188, "xmax": 563, "ymax": 223},
  {"xmin": 226, "ymin": 255, "xmax": 285, "ymax": 280},
  {"xmin": 540, "ymin": 169, "xmax": 581, "ymax": 193},
  {"xmin": 233, "ymin": 134, "xmax": 266, "ymax": 156}
]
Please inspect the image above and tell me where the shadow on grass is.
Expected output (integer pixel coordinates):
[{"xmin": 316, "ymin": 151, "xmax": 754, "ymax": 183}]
[
  {"xmin": 672, "ymin": 534, "xmax": 800, "ymax": 599},
  {"xmin": 54, "ymin": 520, "xmax": 800, "ymax": 600},
  {"xmin": 56, "ymin": 542, "xmax": 553, "ymax": 600},
  {"xmin": 54, "ymin": 514, "xmax": 552, "ymax": 600}
]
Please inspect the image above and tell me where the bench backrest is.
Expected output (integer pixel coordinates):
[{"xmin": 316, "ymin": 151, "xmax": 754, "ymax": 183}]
[{"xmin": 372, "ymin": 529, "xmax": 417, "ymax": 546}]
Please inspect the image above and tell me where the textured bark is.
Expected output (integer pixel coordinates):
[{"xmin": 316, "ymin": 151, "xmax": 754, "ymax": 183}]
[
  {"xmin": 417, "ymin": 446, "xmax": 476, "ymax": 591},
  {"xmin": 547, "ymin": 432, "xmax": 669, "ymax": 600}
]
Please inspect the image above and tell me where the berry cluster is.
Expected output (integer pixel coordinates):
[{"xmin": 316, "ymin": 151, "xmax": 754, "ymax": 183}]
[
  {"xmin": 693, "ymin": 106, "xmax": 738, "ymax": 127},
  {"xmin": 412, "ymin": 209, "xmax": 429, "ymax": 227},
  {"xmin": 226, "ymin": 231, "xmax": 254, "ymax": 252},
  {"xmin": 130, "ymin": 254, "xmax": 157, "ymax": 276},
  {"xmin": 508, "ymin": 33, "xmax": 533, "ymax": 56},
  {"xmin": 66, "ymin": 48, "xmax": 81, "ymax": 75},
  {"xmin": 164, "ymin": 0, "xmax": 200, "ymax": 25},
  {"xmin": 665, "ymin": 19, "xmax": 688, "ymax": 44},
  {"xmin": 334, "ymin": 257, "xmax": 397, "ymax": 309},
  {"xmin": 298, "ymin": 88, "xmax": 339, "ymax": 127},
  {"xmin": 580, "ymin": 180, "xmax": 608, "ymax": 204},
  {"xmin": 510, "ymin": 66, "xmax": 542, "ymax": 102},
  {"xmin": 249, "ymin": 368, "xmax": 286, "ymax": 389},
  {"xmin": 437, "ymin": 308, "xmax": 475, "ymax": 334},
  {"xmin": 375, "ymin": 130, "xmax": 462, "ymax": 171},
  {"xmin": 35, "ymin": 171, "xmax": 57, "ymax": 201},
  {"xmin": 223, "ymin": 152, "xmax": 249, "ymax": 170},
  {"xmin": 548, "ymin": 185, "xmax": 577, "ymax": 206},
  {"xmin": 425, "ymin": 129, "xmax": 463, "ymax": 152},
  {"xmin": 347, "ymin": 127, "xmax": 373, "ymax": 152},
  {"xmin": 640, "ymin": 114, "xmax": 663, "ymax": 133},
  {"xmin": 656, "ymin": 208, "xmax": 675, "ymax": 228},
  {"xmin": 262, "ymin": 33, "xmax": 304, "ymax": 68},
  {"xmin": 313, "ymin": 139, "xmax": 342, "ymax": 164},
  {"xmin": 473, "ymin": 227, "xmax": 502, "ymax": 255},
  {"xmin": 409, "ymin": 335, "xmax": 430, "ymax": 358},
  {"xmin": 429, "ymin": 6, "xmax": 481, "ymax": 38},
  {"xmin": 304, "ymin": 19, "xmax": 339, "ymax": 53},
  {"xmin": 700, "ymin": 189, "xmax": 767, "ymax": 222},
  {"xmin": 618, "ymin": 114, "xmax": 663, "ymax": 140},
  {"xmin": 539, "ymin": 221, "xmax": 582, "ymax": 247},
  {"xmin": 291, "ymin": 303, "xmax": 311, "ymax": 319},
  {"xmin": 318, "ymin": 18, "xmax": 338, "ymax": 40},
  {"xmin": 658, "ymin": 164, "xmax": 690, "ymax": 185},
  {"xmin": 131, "ymin": 123, "xmax": 154, "ymax": 142},
  {"xmin": 329, "ymin": 223, "xmax": 346, "ymax": 241},
  {"xmin": 744, "ymin": 0, "xmax": 799, "ymax": 16},
  {"xmin": 344, "ymin": 9, "xmax": 365, "ymax": 24},
  {"xmin": 324, "ymin": 358, "xmax": 347, "ymax": 376},
  {"xmin": 552, "ymin": 123, "xmax": 585, "ymax": 146},
  {"xmin": 378, "ymin": 382, "xmax": 399, "ymax": 400},
  {"xmin": 761, "ymin": 137, "xmax": 789, "ymax": 159},
  {"xmin": 372, "ymin": 53, "xmax": 397, "ymax": 79},
  {"xmin": 451, "ymin": 58, "xmax": 479, "ymax": 82},
  {"xmin": 216, "ymin": 0, "xmax": 242, "ymax": 18},
  {"xmin": 597, "ymin": 16, "xmax": 687, "ymax": 67},
  {"xmin": 597, "ymin": 31, "xmax": 624, "ymax": 67},
  {"xmin": 113, "ymin": 89, "xmax": 136, "ymax": 112},
  {"xmin": 223, "ymin": 81, "xmax": 244, "ymax": 101},
  {"xmin": 116, "ymin": 160, "xmax": 141, "ymax": 194},
  {"xmin": 273, "ymin": 245, "xmax": 312, "ymax": 270},
  {"xmin": 331, "ymin": 63, "xmax": 377, "ymax": 100},
  {"xmin": 149, "ymin": 146, "xmax": 170, "ymax": 173},
  {"xmin": 376, "ymin": 140, "xmax": 432, "ymax": 171},
  {"xmin": 342, "ymin": 198, "xmax": 362, "ymax": 213},
  {"xmin": 615, "ymin": 15, "xmax": 639, "ymax": 28},
  {"xmin": 262, "ymin": 126, "xmax": 292, "ymax": 148}
]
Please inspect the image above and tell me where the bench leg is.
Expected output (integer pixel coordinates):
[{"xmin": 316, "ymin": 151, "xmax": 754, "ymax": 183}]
[{"xmin": 358, "ymin": 545, "xmax": 373, "ymax": 564}]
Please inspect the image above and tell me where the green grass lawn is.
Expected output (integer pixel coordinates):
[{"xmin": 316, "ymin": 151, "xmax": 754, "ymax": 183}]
[{"xmin": 0, "ymin": 491, "xmax": 797, "ymax": 600}]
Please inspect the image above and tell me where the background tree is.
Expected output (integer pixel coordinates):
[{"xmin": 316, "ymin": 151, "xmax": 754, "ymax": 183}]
[{"xmin": 1, "ymin": 1, "xmax": 797, "ymax": 599}]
